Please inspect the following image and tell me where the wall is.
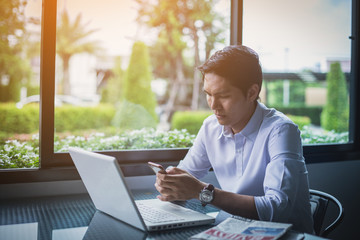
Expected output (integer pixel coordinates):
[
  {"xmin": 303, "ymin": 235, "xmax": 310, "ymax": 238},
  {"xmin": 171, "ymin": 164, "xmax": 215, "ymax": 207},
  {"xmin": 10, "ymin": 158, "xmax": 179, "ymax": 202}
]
[{"xmin": 307, "ymin": 160, "xmax": 360, "ymax": 240}]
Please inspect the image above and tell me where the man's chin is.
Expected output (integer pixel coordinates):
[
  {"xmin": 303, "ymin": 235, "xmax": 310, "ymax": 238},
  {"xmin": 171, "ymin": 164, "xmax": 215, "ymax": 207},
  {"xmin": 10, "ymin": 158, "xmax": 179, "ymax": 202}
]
[{"xmin": 215, "ymin": 116, "xmax": 227, "ymax": 125}]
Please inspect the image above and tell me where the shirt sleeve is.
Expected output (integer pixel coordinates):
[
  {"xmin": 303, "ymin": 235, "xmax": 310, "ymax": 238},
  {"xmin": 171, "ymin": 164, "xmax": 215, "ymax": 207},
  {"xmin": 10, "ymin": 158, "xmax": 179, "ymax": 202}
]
[
  {"xmin": 254, "ymin": 123, "xmax": 306, "ymax": 222},
  {"xmin": 177, "ymin": 123, "xmax": 212, "ymax": 179}
]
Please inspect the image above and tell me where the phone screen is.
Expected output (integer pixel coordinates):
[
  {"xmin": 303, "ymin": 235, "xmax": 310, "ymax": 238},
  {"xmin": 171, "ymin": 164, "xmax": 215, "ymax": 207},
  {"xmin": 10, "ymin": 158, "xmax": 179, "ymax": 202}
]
[{"xmin": 148, "ymin": 162, "xmax": 166, "ymax": 174}]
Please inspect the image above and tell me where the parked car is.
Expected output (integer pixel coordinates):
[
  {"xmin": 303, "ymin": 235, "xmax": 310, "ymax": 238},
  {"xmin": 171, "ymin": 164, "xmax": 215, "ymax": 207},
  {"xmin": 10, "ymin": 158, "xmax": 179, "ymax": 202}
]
[{"xmin": 16, "ymin": 95, "xmax": 83, "ymax": 108}]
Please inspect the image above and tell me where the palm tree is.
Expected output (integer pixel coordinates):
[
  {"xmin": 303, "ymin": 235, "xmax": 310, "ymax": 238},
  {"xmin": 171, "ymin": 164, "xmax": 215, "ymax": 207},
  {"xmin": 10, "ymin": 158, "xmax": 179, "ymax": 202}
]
[{"xmin": 56, "ymin": 10, "xmax": 100, "ymax": 95}]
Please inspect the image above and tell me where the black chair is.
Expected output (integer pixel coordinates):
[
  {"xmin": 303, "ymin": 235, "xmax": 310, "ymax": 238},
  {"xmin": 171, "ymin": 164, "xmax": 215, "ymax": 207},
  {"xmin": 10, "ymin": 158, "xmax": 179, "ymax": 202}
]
[{"xmin": 309, "ymin": 189, "xmax": 344, "ymax": 237}]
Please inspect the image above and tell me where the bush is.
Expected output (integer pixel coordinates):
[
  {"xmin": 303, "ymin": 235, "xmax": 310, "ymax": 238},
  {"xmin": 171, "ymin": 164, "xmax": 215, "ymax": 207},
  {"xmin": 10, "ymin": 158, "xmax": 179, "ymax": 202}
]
[
  {"xmin": 301, "ymin": 126, "xmax": 348, "ymax": 144},
  {"xmin": 0, "ymin": 103, "xmax": 115, "ymax": 134},
  {"xmin": 0, "ymin": 136, "xmax": 39, "ymax": 168},
  {"xmin": 0, "ymin": 103, "xmax": 39, "ymax": 133},
  {"xmin": 55, "ymin": 104, "xmax": 115, "ymax": 132},
  {"xmin": 123, "ymin": 41, "xmax": 158, "ymax": 122},
  {"xmin": 286, "ymin": 115, "xmax": 311, "ymax": 130},
  {"xmin": 1, "ymin": 128, "xmax": 196, "ymax": 168},
  {"xmin": 1, "ymin": 126, "xmax": 350, "ymax": 169},
  {"xmin": 272, "ymin": 105, "xmax": 322, "ymax": 126},
  {"xmin": 111, "ymin": 100, "xmax": 157, "ymax": 130},
  {"xmin": 171, "ymin": 111, "xmax": 212, "ymax": 134},
  {"xmin": 321, "ymin": 62, "xmax": 349, "ymax": 132}
]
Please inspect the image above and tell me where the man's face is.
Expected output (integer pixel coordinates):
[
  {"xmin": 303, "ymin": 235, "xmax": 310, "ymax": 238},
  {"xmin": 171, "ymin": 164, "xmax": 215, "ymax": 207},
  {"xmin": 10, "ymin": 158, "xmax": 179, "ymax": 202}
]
[{"xmin": 203, "ymin": 73, "xmax": 257, "ymax": 133}]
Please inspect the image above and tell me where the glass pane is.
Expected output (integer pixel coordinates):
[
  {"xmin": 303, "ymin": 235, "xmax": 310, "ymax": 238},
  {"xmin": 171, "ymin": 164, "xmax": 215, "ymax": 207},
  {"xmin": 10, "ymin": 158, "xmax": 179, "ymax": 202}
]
[
  {"xmin": 0, "ymin": 0, "xmax": 41, "ymax": 169},
  {"xmin": 243, "ymin": 0, "xmax": 351, "ymax": 145},
  {"xmin": 54, "ymin": 0, "xmax": 230, "ymax": 152}
]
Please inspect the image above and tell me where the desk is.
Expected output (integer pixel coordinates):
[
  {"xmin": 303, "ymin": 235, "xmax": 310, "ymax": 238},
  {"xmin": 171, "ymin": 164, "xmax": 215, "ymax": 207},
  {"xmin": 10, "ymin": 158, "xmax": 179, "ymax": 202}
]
[{"xmin": 0, "ymin": 191, "xmax": 326, "ymax": 240}]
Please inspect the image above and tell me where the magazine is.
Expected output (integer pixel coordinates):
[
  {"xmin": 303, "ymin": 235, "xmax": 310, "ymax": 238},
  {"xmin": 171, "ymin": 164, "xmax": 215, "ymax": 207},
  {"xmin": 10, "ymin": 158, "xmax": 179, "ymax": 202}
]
[{"xmin": 189, "ymin": 217, "xmax": 292, "ymax": 240}]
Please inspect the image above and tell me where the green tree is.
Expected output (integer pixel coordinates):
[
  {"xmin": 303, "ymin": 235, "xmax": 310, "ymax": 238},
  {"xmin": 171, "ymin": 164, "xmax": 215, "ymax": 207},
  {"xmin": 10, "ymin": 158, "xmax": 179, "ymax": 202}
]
[
  {"xmin": 136, "ymin": 0, "xmax": 226, "ymax": 120},
  {"xmin": 100, "ymin": 56, "xmax": 124, "ymax": 104},
  {"xmin": 123, "ymin": 41, "xmax": 157, "ymax": 122},
  {"xmin": 0, "ymin": 0, "xmax": 32, "ymax": 102},
  {"xmin": 56, "ymin": 9, "xmax": 100, "ymax": 95},
  {"xmin": 321, "ymin": 62, "xmax": 349, "ymax": 132}
]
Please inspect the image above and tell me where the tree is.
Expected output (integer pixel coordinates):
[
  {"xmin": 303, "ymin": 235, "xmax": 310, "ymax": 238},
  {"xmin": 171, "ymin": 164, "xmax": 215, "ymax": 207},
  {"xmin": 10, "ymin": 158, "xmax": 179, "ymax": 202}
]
[
  {"xmin": 123, "ymin": 41, "xmax": 158, "ymax": 122},
  {"xmin": 0, "ymin": 0, "xmax": 31, "ymax": 102},
  {"xmin": 100, "ymin": 56, "xmax": 124, "ymax": 104},
  {"xmin": 321, "ymin": 62, "xmax": 349, "ymax": 132},
  {"xmin": 56, "ymin": 10, "xmax": 100, "ymax": 95},
  {"xmin": 135, "ymin": 0, "xmax": 226, "ymax": 121}
]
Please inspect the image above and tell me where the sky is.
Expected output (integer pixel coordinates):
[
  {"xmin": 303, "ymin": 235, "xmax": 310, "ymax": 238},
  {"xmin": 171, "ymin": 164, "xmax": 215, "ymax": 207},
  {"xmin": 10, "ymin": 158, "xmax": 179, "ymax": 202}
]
[
  {"xmin": 25, "ymin": 0, "xmax": 352, "ymax": 72},
  {"xmin": 243, "ymin": 0, "xmax": 351, "ymax": 72}
]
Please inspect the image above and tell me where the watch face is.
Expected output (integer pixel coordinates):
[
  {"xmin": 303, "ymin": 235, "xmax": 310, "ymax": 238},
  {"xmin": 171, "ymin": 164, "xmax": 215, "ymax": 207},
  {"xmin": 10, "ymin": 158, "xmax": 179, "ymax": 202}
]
[{"xmin": 201, "ymin": 189, "xmax": 213, "ymax": 203}]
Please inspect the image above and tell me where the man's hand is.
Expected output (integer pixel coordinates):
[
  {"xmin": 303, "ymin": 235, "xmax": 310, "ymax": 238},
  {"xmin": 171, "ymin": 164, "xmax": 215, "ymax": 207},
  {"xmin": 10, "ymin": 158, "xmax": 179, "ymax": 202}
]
[{"xmin": 155, "ymin": 167, "xmax": 206, "ymax": 202}]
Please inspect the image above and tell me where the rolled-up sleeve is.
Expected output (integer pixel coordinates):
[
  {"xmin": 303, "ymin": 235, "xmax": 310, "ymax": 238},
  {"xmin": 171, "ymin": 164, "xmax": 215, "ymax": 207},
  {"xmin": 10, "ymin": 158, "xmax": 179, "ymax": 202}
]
[{"xmin": 254, "ymin": 123, "xmax": 305, "ymax": 222}]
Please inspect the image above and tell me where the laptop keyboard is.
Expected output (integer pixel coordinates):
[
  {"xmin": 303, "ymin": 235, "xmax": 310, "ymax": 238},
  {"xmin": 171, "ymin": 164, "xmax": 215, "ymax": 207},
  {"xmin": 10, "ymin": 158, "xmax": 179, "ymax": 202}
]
[{"xmin": 136, "ymin": 202, "xmax": 185, "ymax": 223}]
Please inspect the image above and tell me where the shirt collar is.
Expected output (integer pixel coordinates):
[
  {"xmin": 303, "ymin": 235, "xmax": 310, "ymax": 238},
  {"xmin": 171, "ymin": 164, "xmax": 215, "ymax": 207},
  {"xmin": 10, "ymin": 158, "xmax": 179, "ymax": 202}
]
[{"xmin": 217, "ymin": 102, "xmax": 264, "ymax": 141}]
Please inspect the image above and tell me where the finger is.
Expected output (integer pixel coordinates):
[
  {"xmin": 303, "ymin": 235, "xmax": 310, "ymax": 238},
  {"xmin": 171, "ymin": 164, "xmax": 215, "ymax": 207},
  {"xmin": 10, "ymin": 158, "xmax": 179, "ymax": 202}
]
[
  {"xmin": 155, "ymin": 182, "xmax": 173, "ymax": 195},
  {"xmin": 157, "ymin": 172, "xmax": 178, "ymax": 183},
  {"xmin": 167, "ymin": 167, "xmax": 187, "ymax": 175},
  {"xmin": 157, "ymin": 194, "xmax": 175, "ymax": 202},
  {"xmin": 156, "ymin": 175, "xmax": 175, "ymax": 188}
]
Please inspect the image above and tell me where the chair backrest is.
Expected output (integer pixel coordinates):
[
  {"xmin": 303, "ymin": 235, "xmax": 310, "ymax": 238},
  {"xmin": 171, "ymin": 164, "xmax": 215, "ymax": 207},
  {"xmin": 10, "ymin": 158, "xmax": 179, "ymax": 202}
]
[{"xmin": 309, "ymin": 189, "xmax": 344, "ymax": 237}]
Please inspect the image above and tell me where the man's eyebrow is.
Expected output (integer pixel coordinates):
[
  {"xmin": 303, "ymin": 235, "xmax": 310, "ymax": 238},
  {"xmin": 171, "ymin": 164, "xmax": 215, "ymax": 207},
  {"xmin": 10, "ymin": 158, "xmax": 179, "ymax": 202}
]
[{"xmin": 202, "ymin": 88, "xmax": 230, "ymax": 96}]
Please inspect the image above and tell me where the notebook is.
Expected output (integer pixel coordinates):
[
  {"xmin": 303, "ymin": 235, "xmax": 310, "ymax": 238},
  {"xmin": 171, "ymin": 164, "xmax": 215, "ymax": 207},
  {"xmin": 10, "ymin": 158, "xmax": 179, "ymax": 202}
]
[{"xmin": 69, "ymin": 147, "xmax": 215, "ymax": 232}]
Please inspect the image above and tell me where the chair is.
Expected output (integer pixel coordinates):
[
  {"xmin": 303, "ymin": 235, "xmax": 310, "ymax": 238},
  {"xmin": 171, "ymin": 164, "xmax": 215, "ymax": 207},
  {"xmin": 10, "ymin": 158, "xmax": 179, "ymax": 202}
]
[{"xmin": 309, "ymin": 189, "xmax": 344, "ymax": 237}]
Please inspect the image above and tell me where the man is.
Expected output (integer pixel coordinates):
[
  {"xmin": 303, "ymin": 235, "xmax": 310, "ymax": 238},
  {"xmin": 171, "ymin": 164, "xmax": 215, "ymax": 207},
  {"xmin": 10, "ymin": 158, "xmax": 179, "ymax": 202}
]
[{"xmin": 155, "ymin": 45, "xmax": 314, "ymax": 233}]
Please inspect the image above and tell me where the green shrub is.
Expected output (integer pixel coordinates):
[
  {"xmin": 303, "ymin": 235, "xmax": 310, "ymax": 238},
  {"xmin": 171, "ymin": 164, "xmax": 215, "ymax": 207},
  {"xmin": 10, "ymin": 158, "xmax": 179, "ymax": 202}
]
[
  {"xmin": 1, "ymin": 126, "xmax": 350, "ymax": 169},
  {"xmin": 1, "ymin": 128, "xmax": 196, "ymax": 168},
  {"xmin": 123, "ymin": 41, "xmax": 158, "ymax": 122},
  {"xmin": 301, "ymin": 126, "xmax": 348, "ymax": 144},
  {"xmin": 271, "ymin": 105, "xmax": 322, "ymax": 126},
  {"xmin": 286, "ymin": 115, "xmax": 311, "ymax": 130},
  {"xmin": 0, "ymin": 103, "xmax": 39, "ymax": 133},
  {"xmin": 111, "ymin": 100, "xmax": 157, "ymax": 130},
  {"xmin": 321, "ymin": 62, "xmax": 349, "ymax": 132},
  {"xmin": 55, "ymin": 104, "xmax": 115, "ymax": 132},
  {"xmin": 0, "ymin": 137, "xmax": 39, "ymax": 168},
  {"xmin": 171, "ymin": 111, "xmax": 212, "ymax": 134},
  {"xmin": 0, "ymin": 103, "xmax": 115, "ymax": 134}
]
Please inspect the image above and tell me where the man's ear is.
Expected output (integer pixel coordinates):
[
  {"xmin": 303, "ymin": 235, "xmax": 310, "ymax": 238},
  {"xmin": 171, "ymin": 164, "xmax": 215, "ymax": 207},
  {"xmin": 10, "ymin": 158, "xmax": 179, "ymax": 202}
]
[{"xmin": 247, "ymin": 84, "xmax": 260, "ymax": 101}]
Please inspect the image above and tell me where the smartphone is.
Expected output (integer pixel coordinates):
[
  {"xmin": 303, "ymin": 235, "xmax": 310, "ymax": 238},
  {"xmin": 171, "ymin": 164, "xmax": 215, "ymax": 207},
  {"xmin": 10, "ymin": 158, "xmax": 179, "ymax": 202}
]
[{"xmin": 148, "ymin": 161, "xmax": 166, "ymax": 174}]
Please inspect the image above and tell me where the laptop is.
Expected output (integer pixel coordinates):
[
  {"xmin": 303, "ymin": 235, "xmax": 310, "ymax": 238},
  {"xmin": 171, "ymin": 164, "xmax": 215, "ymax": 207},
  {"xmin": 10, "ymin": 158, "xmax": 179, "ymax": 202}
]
[
  {"xmin": 69, "ymin": 147, "xmax": 215, "ymax": 232},
  {"xmin": 83, "ymin": 211, "xmax": 147, "ymax": 240}
]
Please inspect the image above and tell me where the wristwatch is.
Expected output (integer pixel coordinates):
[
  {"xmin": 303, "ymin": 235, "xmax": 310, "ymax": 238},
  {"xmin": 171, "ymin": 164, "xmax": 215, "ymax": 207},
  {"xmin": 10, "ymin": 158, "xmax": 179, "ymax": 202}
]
[{"xmin": 199, "ymin": 184, "xmax": 214, "ymax": 207}]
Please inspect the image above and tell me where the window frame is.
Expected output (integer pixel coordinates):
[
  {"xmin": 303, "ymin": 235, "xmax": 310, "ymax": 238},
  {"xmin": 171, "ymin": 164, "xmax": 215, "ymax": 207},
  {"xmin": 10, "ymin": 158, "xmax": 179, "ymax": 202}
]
[{"xmin": 0, "ymin": 0, "xmax": 359, "ymax": 184}]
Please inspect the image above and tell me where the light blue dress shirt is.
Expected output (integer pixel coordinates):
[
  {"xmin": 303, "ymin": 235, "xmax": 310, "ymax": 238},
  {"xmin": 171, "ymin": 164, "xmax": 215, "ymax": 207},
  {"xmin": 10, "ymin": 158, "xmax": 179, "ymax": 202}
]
[{"xmin": 178, "ymin": 102, "xmax": 314, "ymax": 233}]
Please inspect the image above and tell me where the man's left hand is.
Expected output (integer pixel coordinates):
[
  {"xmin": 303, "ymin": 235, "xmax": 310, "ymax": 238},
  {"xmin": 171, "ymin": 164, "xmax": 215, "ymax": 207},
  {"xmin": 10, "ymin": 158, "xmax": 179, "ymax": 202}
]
[{"xmin": 155, "ymin": 167, "xmax": 205, "ymax": 202}]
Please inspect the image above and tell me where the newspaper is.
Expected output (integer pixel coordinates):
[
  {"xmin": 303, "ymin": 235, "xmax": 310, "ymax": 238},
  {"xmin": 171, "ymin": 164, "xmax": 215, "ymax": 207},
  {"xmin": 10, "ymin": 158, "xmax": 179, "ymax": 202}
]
[{"xmin": 189, "ymin": 217, "xmax": 292, "ymax": 240}]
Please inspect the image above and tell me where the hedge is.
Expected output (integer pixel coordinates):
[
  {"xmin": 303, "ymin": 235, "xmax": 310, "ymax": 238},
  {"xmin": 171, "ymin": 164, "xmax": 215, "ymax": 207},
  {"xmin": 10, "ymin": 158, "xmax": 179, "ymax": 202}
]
[
  {"xmin": 286, "ymin": 115, "xmax": 311, "ymax": 130},
  {"xmin": 271, "ymin": 105, "xmax": 322, "ymax": 126},
  {"xmin": 0, "ymin": 103, "xmax": 39, "ymax": 133},
  {"xmin": 55, "ymin": 104, "xmax": 115, "ymax": 132},
  {"xmin": 171, "ymin": 110, "xmax": 312, "ymax": 135},
  {"xmin": 0, "ymin": 103, "xmax": 115, "ymax": 134},
  {"xmin": 171, "ymin": 111, "xmax": 212, "ymax": 134}
]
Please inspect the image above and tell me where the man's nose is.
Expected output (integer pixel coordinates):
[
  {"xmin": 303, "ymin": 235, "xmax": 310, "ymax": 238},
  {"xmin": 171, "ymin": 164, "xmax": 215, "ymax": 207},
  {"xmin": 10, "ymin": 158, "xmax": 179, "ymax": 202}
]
[{"xmin": 209, "ymin": 97, "xmax": 219, "ymax": 110}]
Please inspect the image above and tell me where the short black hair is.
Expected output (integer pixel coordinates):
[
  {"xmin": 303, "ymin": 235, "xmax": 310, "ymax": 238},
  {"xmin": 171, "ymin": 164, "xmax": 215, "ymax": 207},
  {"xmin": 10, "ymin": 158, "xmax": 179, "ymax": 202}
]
[{"xmin": 197, "ymin": 45, "xmax": 262, "ymax": 96}]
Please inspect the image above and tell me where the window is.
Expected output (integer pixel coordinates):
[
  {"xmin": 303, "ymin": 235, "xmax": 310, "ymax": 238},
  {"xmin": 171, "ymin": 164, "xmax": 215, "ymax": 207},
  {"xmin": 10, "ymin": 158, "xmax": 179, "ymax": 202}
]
[
  {"xmin": 0, "ymin": 0, "xmax": 41, "ymax": 169},
  {"xmin": 0, "ymin": 0, "xmax": 359, "ymax": 182},
  {"xmin": 243, "ymin": 0, "xmax": 351, "ymax": 146},
  {"xmin": 53, "ymin": 0, "xmax": 231, "ymax": 156}
]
